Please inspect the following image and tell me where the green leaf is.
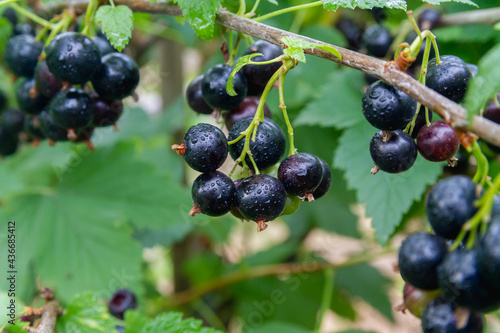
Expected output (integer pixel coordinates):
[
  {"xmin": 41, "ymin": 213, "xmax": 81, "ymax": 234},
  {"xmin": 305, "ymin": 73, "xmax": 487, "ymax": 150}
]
[
  {"xmin": 334, "ymin": 121, "xmax": 443, "ymax": 244},
  {"xmin": 282, "ymin": 36, "xmax": 341, "ymax": 63},
  {"xmin": 124, "ymin": 310, "xmax": 149, "ymax": 333},
  {"xmin": 141, "ymin": 312, "xmax": 223, "ymax": 332},
  {"xmin": 321, "ymin": 0, "xmax": 407, "ymax": 11},
  {"xmin": 176, "ymin": 0, "xmax": 221, "ymax": 40},
  {"xmin": 0, "ymin": 17, "xmax": 12, "ymax": 55},
  {"xmin": 226, "ymin": 53, "xmax": 263, "ymax": 96},
  {"xmin": 56, "ymin": 293, "xmax": 119, "ymax": 332},
  {"xmin": 422, "ymin": 0, "xmax": 477, "ymax": 6},
  {"xmin": 95, "ymin": 5, "xmax": 134, "ymax": 51},
  {"xmin": 254, "ymin": 321, "xmax": 309, "ymax": 333},
  {"xmin": 465, "ymin": 44, "xmax": 500, "ymax": 119}
]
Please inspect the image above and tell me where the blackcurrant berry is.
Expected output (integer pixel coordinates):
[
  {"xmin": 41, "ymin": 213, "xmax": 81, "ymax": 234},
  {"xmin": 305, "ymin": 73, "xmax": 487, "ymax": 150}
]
[
  {"xmin": 370, "ymin": 7, "xmax": 387, "ymax": 23},
  {"xmin": 477, "ymin": 215, "xmax": 500, "ymax": 290},
  {"xmin": 409, "ymin": 105, "xmax": 433, "ymax": 139},
  {"xmin": 16, "ymin": 78, "xmax": 49, "ymax": 115},
  {"xmin": 418, "ymin": 9, "xmax": 441, "ymax": 30},
  {"xmin": 426, "ymin": 55, "xmax": 472, "ymax": 103},
  {"xmin": 336, "ymin": 18, "xmax": 363, "ymax": 50},
  {"xmin": 417, "ymin": 120, "xmax": 460, "ymax": 162},
  {"xmin": 201, "ymin": 64, "xmax": 247, "ymax": 110},
  {"xmin": 13, "ymin": 23, "xmax": 35, "ymax": 36},
  {"xmin": 241, "ymin": 40, "xmax": 283, "ymax": 87},
  {"xmin": 401, "ymin": 283, "xmax": 441, "ymax": 319},
  {"xmin": 437, "ymin": 249, "xmax": 500, "ymax": 313},
  {"xmin": 398, "ymin": 232, "xmax": 448, "ymax": 290},
  {"xmin": 50, "ymin": 89, "xmax": 95, "ymax": 135},
  {"xmin": 362, "ymin": 25, "xmax": 393, "ymax": 58},
  {"xmin": 362, "ymin": 81, "xmax": 417, "ymax": 131},
  {"xmin": 191, "ymin": 171, "xmax": 235, "ymax": 217},
  {"xmin": 92, "ymin": 98, "xmax": 123, "ymax": 127},
  {"xmin": 108, "ymin": 289, "xmax": 137, "ymax": 320},
  {"xmin": 309, "ymin": 157, "xmax": 332, "ymax": 200},
  {"xmin": 92, "ymin": 53, "xmax": 140, "ymax": 101},
  {"xmin": 24, "ymin": 116, "xmax": 45, "ymax": 140},
  {"xmin": 2, "ymin": 8, "xmax": 17, "ymax": 26},
  {"xmin": 370, "ymin": 130, "xmax": 417, "ymax": 174},
  {"xmin": 93, "ymin": 36, "xmax": 115, "ymax": 56},
  {"xmin": 5, "ymin": 34, "xmax": 43, "ymax": 77},
  {"xmin": 179, "ymin": 123, "xmax": 228, "ymax": 173},
  {"xmin": 34, "ymin": 60, "xmax": 63, "ymax": 98},
  {"xmin": 278, "ymin": 152, "xmax": 323, "ymax": 200},
  {"xmin": 421, "ymin": 298, "xmax": 484, "ymax": 333},
  {"xmin": 230, "ymin": 178, "xmax": 246, "ymax": 220},
  {"xmin": 224, "ymin": 96, "xmax": 271, "ymax": 130},
  {"xmin": 228, "ymin": 117, "xmax": 285, "ymax": 171},
  {"xmin": 0, "ymin": 91, "xmax": 7, "ymax": 111},
  {"xmin": 74, "ymin": 126, "xmax": 95, "ymax": 150},
  {"xmin": 425, "ymin": 175, "xmax": 477, "ymax": 239},
  {"xmin": 2, "ymin": 108, "xmax": 25, "ymax": 138},
  {"xmin": 45, "ymin": 32, "xmax": 102, "ymax": 84},
  {"xmin": 186, "ymin": 75, "xmax": 213, "ymax": 115},
  {"xmin": 38, "ymin": 110, "xmax": 70, "ymax": 143},
  {"xmin": 0, "ymin": 124, "xmax": 18, "ymax": 156},
  {"xmin": 235, "ymin": 174, "xmax": 287, "ymax": 230}
]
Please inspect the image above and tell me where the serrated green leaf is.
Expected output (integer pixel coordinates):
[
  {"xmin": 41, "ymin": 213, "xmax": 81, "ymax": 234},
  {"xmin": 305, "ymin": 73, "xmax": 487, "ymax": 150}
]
[
  {"xmin": 282, "ymin": 36, "xmax": 341, "ymax": 63},
  {"xmin": 142, "ymin": 312, "xmax": 222, "ymax": 332},
  {"xmin": 226, "ymin": 53, "xmax": 263, "ymax": 96},
  {"xmin": 124, "ymin": 310, "xmax": 149, "ymax": 333},
  {"xmin": 321, "ymin": 0, "xmax": 407, "ymax": 11},
  {"xmin": 333, "ymin": 121, "xmax": 443, "ymax": 244},
  {"xmin": 176, "ymin": 0, "xmax": 221, "ymax": 40},
  {"xmin": 95, "ymin": 5, "xmax": 134, "ymax": 51},
  {"xmin": 422, "ymin": 0, "xmax": 477, "ymax": 6}
]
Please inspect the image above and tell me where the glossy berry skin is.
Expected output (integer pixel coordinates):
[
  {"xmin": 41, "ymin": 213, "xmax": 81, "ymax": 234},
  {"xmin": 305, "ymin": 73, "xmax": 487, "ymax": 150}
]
[
  {"xmin": 93, "ymin": 36, "xmax": 115, "ymax": 56},
  {"xmin": 421, "ymin": 298, "xmax": 484, "ymax": 333},
  {"xmin": 398, "ymin": 233, "xmax": 448, "ymax": 290},
  {"xmin": 24, "ymin": 117, "xmax": 45, "ymax": 139},
  {"xmin": 5, "ymin": 34, "xmax": 43, "ymax": 77},
  {"xmin": 426, "ymin": 56, "xmax": 472, "ymax": 103},
  {"xmin": 50, "ymin": 89, "xmax": 95, "ymax": 130},
  {"xmin": 0, "ymin": 125, "xmax": 18, "ymax": 156},
  {"xmin": 278, "ymin": 153, "xmax": 323, "ymax": 197},
  {"xmin": 362, "ymin": 25, "xmax": 393, "ymax": 58},
  {"xmin": 225, "ymin": 96, "xmax": 272, "ymax": 130},
  {"xmin": 402, "ymin": 283, "xmax": 441, "ymax": 319},
  {"xmin": 410, "ymin": 106, "xmax": 433, "ymax": 138},
  {"xmin": 192, "ymin": 171, "xmax": 235, "ymax": 216},
  {"xmin": 186, "ymin": 75, "xmax": 213, "ymax": 115},
  {"xmin": 418, "ymin": 9, "xmax": 441, "ymax": 30},
  {"xmin": 235, "ymin": 174, "xmax": 287, "ymax": 222},
  {"xmin": 230, "ymin": 179, "xmax": 246, "ymax": 220},
  {"xmin": 92, "ymin": 53, "xmax": 140, "ymax": 101},
  {"xmin": 425, "ymin": 176, "xmax": 477, "ymax": 239},
  {"xmin": 477, "ymin": 216, "xmax": 500, "ymax": 290},
  {"xmin": 370, "ymin": 130, "xmax": 417, "ymax": 174},
  {"xmin": 336, "ymin": 18, "xmax": 363, "ymax": 50},
  {"xmin": 38, "ymin": 111, "xmax": 69, "ymax": 142},
  {"xmin": 362, "ymin": 81, "xmax": 417, "ymax": 131},
  {"xmin": 228, "ymin": 117, "xmax": 285, "ymax": 171},
  {"xmin": 417, "ymin": 121, "xmax": 460, "ymax": 162},
  {"xmin": 437, "ymin": 249, "xmax": 500, "ymax": 313},
  {"xmin": 13, "ymin": 24, "xmax": 35, "ymax": 36},
  {"xmin": 201, "ymin": 64, "xmax": 248, "ymax": 110},
  {"xmin": 46, "ymin": 32, "xmax": 102, "ymax": 84},
  {"xmin": 241, "ymin": 41, "xmax": 283, "ymax": 87},
  {"xmin": 34, "ymin": 61, "xmax": 63, "ymax": 98},
  {"xmin": 2, "ymin": 109, "xmax": 25, "ymax": 138},
  {"xmin": 310, "ymin": 158, "xmax": 332, "ymax": 200},
  {"xmin": 16, "ymin": 78, "xmax": 49, "ymax": 115},
  {"xmin": 108, "ymin": 289, "xmax": 137, "ymax": 320},
  {"xmin": 92, "ymin": 98, "xmax": 123, "ymax": 127},
  {"xmin": 183, "ymin": 123, "xmax": 228, "ymax": 173}
]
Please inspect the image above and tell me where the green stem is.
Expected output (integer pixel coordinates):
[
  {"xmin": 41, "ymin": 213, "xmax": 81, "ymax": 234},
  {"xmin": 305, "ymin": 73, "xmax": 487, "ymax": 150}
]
[
  {"xmin": 82, "ymin": 0, "xmax": 99, "ymax": 36},
  {"xmin": 227, "ymin": 30, "xmax": 235, "ymax": 65},
  {"xmin": 254, "ymin": 1, "xmax": 322, "ymax": 23},
  {"xmin": 192, "ymin": 299, "xmax": 226, "ymax": 331},
  {"xmin": 278, "ymin": 70, "xmax": 296, "ymax": 156},
  {"xmin": 109, "ymin": 0, "xmax": 115, "ymax": 7},
  {"xmin": 0, "ymin": 0, "xmax": 20, "ymax": 7},
  {"xmin": 10, "ymin": 3, "xmax": 54, "ymax": 28},
  {"xmin": 249, "ymin": 0, "xmax": 261, "ymax": 14},
  {"xmin": 44, "ymin": 11, "xmax": 73, "ymax": 47},
  {"xmin": 431, "ymin": 37, "xmax": 442, "ymax": 64},
  {"xmin": 314, "ymin": 268, "xmax": 334, "ymax": 333},
  {"xmin": 237, "ymin": 0, "xmax": 246, "ymax": 16},
  {"xmin": 472, "ymin": 140, "xmax": 489, "ymax": 186}
]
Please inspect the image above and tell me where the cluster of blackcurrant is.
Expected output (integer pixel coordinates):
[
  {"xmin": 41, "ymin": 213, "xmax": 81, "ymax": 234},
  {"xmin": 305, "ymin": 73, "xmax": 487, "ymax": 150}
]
[
  {"xmin": 397, "ymin": 175, "xmax": 500, "ymax": 332},
  {"xmin": 0, "ymin": 11, "xmax": 139, "ymax": 155}
]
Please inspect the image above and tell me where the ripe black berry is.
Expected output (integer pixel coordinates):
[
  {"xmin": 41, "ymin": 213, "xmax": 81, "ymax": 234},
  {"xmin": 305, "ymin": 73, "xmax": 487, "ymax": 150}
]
[
  {"xmin": 402, "ymin": 283, "xmax": 441, "ymax": 318},
  {"xmin": 201, "ymin": 64, "xmax": 247, "ymax": 110},
  {"xmin": 426, "ymin": 55, "xmax": 472, "ymax": 103},
  {"xmin": 362, "ymin": 25, "xmax": 393, "ymax": 58},
  {"xmin": 241, "ymin": 40, "xmax": 283, "ymax": 87},
  {"xmin": 278, "ymin": 153, "xmax": 323, "ymax": 200},
  {"xmin": 370, "ymin": 7, "xmax": 387, "ymax": 23},
  {"xmin": 92, "ymin": 53, "xmax": 140, "ymax": 101},
  {"xmin": 235, "ymin": 174, "xmax": 287, "ymax": 231},
  {"xmin": 0, "ymin": 124, "xmax": 18, "ymax": 156},
  {"xmin": 225, "ymin": 96, "xmax": 271, "ymax": 130},
  {"xmin": 230, "ymin": 178, "xmax": 246, "ymax": 220},
  {"xmin": 310, "ymin": 157, "xmax": 332, "ymax": 200},
  {"xmin": 2, "ymin": 109, "xmax": 25, "ymax": 138},
  {"xmin": 45, "ymin": 32, "xmax": 101, "ymax": 84},
  {"xmin": 16, "ymin": 78, "xmax": 49, "ymax": 115},
  {"xmin": 398, "ymin": 232, "xmax": 448, "ymax": 290},
  {"xmin": 228, "ymin": 117, "xmax": 285, "ymax": 171},
  {"xmin": 417, "ymin": 120, "xmax": 460, "ymax": 162},
  {"xmin": 425, "ymin": 176, "xmax": 477, "ymax": 239},
  {"xmin": 108, "ymin": 289, "xmax": 137, "ymax": 319},
  {"xmin": 50, "ymin": 89, "xmax": 95, "ymax": 135},
  {"xmin": 13, "ymin": 23, "xmax": 35, "ymax": 36},
  {"xmin": 93, "ymin": 36, "xmax": 115, "ymax": 56},
  {"xmin": 370, "ymin": 130, "xmax": 417, "ymax": 174},
  {"xmin": 362, "ymin": 81, "xmax": 417, "ymax": 131},
  {"xmin": 179, "ymin": 123, "xmax": 228, "ymax": 173},
  {"xmin": 418, "ymin": 9, "xmax": 441, "ymax": 30},
  {"xmin": 477, "ymin": 215, "xmax": 500, "ymax": 290},
  {"xmin": 2, "ymin": 7, "xmax": 17, "ymax": 26},
  {"xmin": 421, "ymin": 298, "xmax": 484, "ymax": 333},
  {"xmin": 5, "ymin": 34, "xmax": 43, "ymax": 77},
  {"xmin": 92, "ymin": 98, "xmax": 123, "ymax": 127},
  {"xmin": 38, "ymin": 110, "xmax": 70, "ymax": 143},
  {"xmin": 336, "ymin": 18, "xmax": 363, "ymax": 50},
  {"xmin": 24, "ymin": 116, "xmax": 45, "ymax": 140},
  {"xmin": 186, "ymin": 75, "xmax": 213, "ymax": 115},
  {"xmin": 191, "ymin": 171, "xmax": 235, "ymax": 217},
  {"xmin": 34, "ymin": 60, "xmax": 63, "ymax": 98}
]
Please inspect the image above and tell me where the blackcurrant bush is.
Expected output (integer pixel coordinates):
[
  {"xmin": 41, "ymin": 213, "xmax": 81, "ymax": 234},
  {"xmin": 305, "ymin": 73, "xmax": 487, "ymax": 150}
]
[
  {"xmin": 425, "ymin": 175, "xmax": 477, "ymax": 239},
  {"xmin": 13, "ymin": 23, "xmax": 35, "ymax": 36},
  {"xmin": 92, "ymin": 53, "xmax": 140, "ymax": 101},
  {"xmin": 398, "ymin": 232, "xmax": 448, "ymax": 290},
  {"xmin": 108, "ymin": 289, "xmax": 137, "ymax": 320},
  {"xmin": 38, "ymin": 110, "xmax": 70, "ymax": 143},
  {"xmin": 186, "ymin": 75, "xmax": 213, "ymax": 115},
  {"xmin": 2, "ymin": 7, "xmax": 17, "ymax": 26},
  {"xmin": 92, "ymin": 98, "xmax": 123, "ymax": 127},
  {"xmin": 241, "ymin": 40, "xmax": 283, "ymax": 87},
  {"xmin": 477, "ymin": 215, "xmax": 500, "ymax": 290},
  {"xmin": 50, "ymin": 89, "xmax": 95, "ymax": 135},
  {"xmin": 45, "ymin": 32, "xmax": 101, "ymax": 84},
  {"xmin": 418, "ymin": 9, "xmax": 441, "ymax": 30},
  {"xmin": 24, "ymin": 116, "xmax": 45, "ymax": 140},
  {"xmin": 201, "ymin": 64, "xmax": 247, "ymax": 110},
  {"xmin": 309, "ymin": 157, "xmax": 332, "ymax": 200},
  {"xmin": 34, "ymin": 60, "xmax": 63, "ymax": 99},
  {"xmin": 16, "ymin": 78, "xmax": 49, "ymax": 115},
  {"xmin": 370, "ymin": 130, "xmax": 417, "ymax": 174},
  {"xmin": 228, "ymin": 117, "xmax": 285, "ymax": 171},
  {"xmin": 417, "ymin": 120, "xmax": 460, "ymax": 162},
  {"xmin": 362, "ymin": 81, "xmax": 417, "ymax": 131},
  {"xmin": 191, "ymin": 171, "xmax": 235, "ymax": 217},
  {"xmin": 426, "ymin": 55, "xmax": 472, "ymax": 103},
  {"xmin": 225, "ymin": 96, "xmax": 271, "ymax": 130},
  {"xmin": 0, "ymin": 124, "xmax": 18, "ymax": 156},
  {"xmin": 235, "ymin": 174, "xmax": 287, "ymax": 230},
  {"xmin": 362, "ymin": 25, "xmax": 393, "ymax": 58},
  {"xmin": 401, "ymin": 283, "xmax": 441, "ymax": 318},
  {"xmin": 336, "ymin": 18, "xmax": 363, "ymax": 50},
  {"xmin": 409, "ymin": 105, "xmax": 433, "ymax": 139},
  {"xmin": 2, "ymin": 109, "xmax": 25, "ymax": 138},
  {"xmin": 421, "ymin": 298, "xmax": 484, "ymax": 333},
  {"xmin": 278, "ymin": 152, "xmax": 323, "ymax": 200},
  {"xmin": 437, "ymin": 249, "xmax": 500, "ymax": 312},
  {"xmin": 93, "ymin": 36, "xmax": 115, "ymax": 56},
  {"xmin": 5, "ymin": 34, "xmax": 43, "ymax": 77}
]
